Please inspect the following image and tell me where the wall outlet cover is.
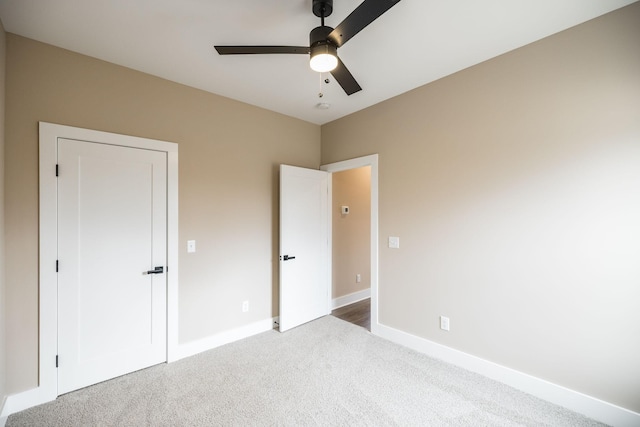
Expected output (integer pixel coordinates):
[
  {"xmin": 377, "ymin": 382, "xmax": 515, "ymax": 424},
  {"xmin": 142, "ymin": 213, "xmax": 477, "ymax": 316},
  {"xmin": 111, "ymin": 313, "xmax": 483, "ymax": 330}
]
[{"xmin": 440, "ymin": 316, "xmax": 450, "ymax": 331}]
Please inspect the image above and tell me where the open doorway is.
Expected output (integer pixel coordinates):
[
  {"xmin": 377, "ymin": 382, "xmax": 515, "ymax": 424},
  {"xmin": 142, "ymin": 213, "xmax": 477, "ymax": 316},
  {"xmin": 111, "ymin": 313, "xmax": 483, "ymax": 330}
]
[
  {"xmin": 330, "ymin": 166, "xmax": 371, "ymax": 330},
  {"xmin": 321, "ymin": 155, "xmax": 379, "ymax": 334}
]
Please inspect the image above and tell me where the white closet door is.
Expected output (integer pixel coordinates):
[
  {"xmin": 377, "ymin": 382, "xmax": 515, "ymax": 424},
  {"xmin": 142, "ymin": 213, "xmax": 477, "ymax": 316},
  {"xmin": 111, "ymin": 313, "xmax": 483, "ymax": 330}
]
[{"xmin": 57, "ymin": 138, "xmax": 167, "ymax": 394}]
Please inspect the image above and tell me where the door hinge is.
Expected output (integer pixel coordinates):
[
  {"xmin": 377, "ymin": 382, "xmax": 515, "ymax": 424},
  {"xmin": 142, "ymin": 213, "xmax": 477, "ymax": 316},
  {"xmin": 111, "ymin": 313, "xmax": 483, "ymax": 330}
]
[
  {"xmin": 56, "ymin": 355, "xmax": 59, "ymax": 368},
  {"xmin": 56, "ymin": 260, "xmax": 59, "ymax": 272},
  {"xmin": 56, "ymin": 164, "xmax": 59, "ymax": 177}
]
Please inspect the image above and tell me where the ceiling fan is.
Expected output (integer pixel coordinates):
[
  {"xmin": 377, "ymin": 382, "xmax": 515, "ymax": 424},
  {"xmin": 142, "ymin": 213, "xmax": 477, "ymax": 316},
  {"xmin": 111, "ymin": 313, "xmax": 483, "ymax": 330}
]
[{"xmin": 214, "ymin": 0, "xmax": 402, "ymax": 96}]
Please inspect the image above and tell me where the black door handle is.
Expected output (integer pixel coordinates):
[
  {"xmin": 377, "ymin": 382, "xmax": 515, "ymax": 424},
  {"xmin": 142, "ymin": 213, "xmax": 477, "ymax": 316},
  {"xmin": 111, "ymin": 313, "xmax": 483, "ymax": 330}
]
[
  {"xmin": 143, "ymin": 266, "xmax": 164, "ymax": 275},
  {"xmin": 283, "ymin": 255, "xmax": 296, "ymax": 261}
]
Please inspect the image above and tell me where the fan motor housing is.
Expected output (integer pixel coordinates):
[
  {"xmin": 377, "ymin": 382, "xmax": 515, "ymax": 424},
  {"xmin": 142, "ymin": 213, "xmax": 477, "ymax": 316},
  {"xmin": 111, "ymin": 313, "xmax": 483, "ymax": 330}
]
[
  {"xmin": 312, "ymin": 0, "xmax": 333, "ymax": 18},
  {"xmin": 309, "ymin": 25, "xmax": 335, "ymax": 47}
]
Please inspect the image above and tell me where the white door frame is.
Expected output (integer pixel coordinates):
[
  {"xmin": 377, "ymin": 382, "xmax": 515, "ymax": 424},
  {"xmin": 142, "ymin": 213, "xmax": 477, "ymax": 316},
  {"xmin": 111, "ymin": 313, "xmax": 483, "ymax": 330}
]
[
  {"xmin": 321, "ymin": 154, "xmax": 379, "ymax": 333},
  {"xmin": 38, "ymin": 122, "xmax": 179, "ymax": 403}
]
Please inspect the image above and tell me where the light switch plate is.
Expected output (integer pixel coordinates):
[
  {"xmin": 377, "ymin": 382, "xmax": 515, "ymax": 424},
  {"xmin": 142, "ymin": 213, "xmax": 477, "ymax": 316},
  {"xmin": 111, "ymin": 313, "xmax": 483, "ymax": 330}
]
[
  {"xmin": 187, "ymin": 240, "xmax": 196, "ymax": 253},
  {"xmin": 388, "ymin": 236, "xmax": 400, "ymax": 249}
]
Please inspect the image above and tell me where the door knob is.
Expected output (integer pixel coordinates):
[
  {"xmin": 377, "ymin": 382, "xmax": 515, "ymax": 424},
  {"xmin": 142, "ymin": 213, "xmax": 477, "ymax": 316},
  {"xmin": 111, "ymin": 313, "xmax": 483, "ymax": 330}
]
[
  {"xmin": 143, "ymin": 266, "xmax": 164, "ymax": 275},
  {"xmin": 282, "ymin": 255, "xmax": 296, "ymax": 261}
]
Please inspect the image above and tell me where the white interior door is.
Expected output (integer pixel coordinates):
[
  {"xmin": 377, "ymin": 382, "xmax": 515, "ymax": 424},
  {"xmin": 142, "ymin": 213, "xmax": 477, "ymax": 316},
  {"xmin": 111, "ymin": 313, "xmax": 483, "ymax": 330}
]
[
  {"xmin": 57, "ymin": 138, "xmax": 167, "ymax": 394},
  {"xmin": 279, "ymin": 165, "xmax": 330, "ymax": 332}
]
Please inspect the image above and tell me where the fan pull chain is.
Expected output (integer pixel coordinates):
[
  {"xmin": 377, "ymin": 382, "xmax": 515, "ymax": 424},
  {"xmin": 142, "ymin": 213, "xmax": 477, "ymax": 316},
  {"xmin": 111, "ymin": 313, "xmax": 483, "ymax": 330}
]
[{"xmin": 318, "ymin": 73, "xmax": 324, "ymax": 98}]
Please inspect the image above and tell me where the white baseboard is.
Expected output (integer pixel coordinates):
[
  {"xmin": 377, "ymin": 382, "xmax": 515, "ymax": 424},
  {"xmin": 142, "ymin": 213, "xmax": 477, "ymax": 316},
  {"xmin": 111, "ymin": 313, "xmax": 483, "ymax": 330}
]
[
  {"xmin": 0, "ymin": 384, "xmax": 54, "ymax": 420},
  {"xmin": 375, "ymin": 323, "xmax": 640, "ymax": 427},
  {"xmin": 0, "ymin": 395, "xmax": 7, "ymax": 427},
  {"xmin": 331, "ymin": 288, "xmax": 371, "ymax": 310},
  {"xmin": 171, "ymin": 317, "xmax": 276, "ymax": 361}
]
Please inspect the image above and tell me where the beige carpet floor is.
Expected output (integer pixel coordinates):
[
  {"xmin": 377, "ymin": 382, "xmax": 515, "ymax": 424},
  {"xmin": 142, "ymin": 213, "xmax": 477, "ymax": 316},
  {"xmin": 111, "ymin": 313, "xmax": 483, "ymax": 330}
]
[{"xmin": 7, "ymin": 316, "xmax": 604, "ymax": 426}]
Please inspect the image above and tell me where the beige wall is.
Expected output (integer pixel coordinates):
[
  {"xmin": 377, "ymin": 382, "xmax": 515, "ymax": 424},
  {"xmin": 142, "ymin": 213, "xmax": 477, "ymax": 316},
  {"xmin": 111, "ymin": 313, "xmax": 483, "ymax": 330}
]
[
  {"xmin": 0, "ymin": 17, "xmax": 7, "ymax": 408},
  {"xmin": 322, "ymin": 3, "xmax": 640, "ymax": 412},
  {"xmin": 4, "ymin": 34, "xmax": 320, "ymax": 393},
  {"xmin": 332, "ymin": 167, "xmax": 370, "ymax": 299}
]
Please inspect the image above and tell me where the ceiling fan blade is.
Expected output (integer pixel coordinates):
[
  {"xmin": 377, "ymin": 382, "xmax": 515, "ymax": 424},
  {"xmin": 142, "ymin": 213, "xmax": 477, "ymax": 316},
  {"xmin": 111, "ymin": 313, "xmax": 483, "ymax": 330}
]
[
  {"xmin": 328, "ymin": 0, "xmax": 401, "ymax": 47},
  {"xmin": 330, "ymin": 58, "xmax": 362, "ymax": 96},
  {"xmin": 215, "ymin": 46, "xmax": 310, "ymax": 55}
]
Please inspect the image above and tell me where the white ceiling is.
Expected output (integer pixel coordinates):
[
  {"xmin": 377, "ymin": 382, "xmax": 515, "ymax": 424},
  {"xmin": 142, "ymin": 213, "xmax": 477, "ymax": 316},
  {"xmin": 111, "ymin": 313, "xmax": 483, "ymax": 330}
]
[{"xmin": 0, "ymin": 0, "xmax": 635, "ymax": 125}]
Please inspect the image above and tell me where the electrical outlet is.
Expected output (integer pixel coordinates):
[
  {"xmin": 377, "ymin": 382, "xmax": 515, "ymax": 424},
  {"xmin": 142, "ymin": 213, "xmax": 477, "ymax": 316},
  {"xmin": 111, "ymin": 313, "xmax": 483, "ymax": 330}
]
[
  {"xmin": 242, "ymin": 301, "xmax": 249, "ymax": 313},
  {"xmin": 440, "ymin": 316, "xmax": 450, "ymax": 331},
  {"xmin": 356, "ymin": 274, "xmax": 361, "ymax": 283}
]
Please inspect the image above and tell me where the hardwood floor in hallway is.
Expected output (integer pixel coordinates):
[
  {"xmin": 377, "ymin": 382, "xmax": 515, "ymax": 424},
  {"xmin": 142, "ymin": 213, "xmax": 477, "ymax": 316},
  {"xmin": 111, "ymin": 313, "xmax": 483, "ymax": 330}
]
[{"xmin": 331, "ymin": 298, "xmax": 370, "ymax": 331}]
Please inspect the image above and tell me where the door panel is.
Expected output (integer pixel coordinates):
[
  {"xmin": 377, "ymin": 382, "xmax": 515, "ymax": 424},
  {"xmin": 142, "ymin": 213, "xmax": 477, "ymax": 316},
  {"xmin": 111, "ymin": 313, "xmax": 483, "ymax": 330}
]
[
  {"xmin": 279, "ymin": 165, "xmax": 330, "ymax": 332},
  {"xmin": 57, "ymin": 138, "xmax": 167, "ymax": 394}
]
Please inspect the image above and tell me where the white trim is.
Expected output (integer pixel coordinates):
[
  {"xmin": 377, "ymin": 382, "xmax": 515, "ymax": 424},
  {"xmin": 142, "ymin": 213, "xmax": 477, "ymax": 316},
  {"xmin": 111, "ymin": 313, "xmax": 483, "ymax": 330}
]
[
  {"xmin": 0, "ymin": 385, "xmax": 49, "ymax": 419},
  {"xmin": 331, "ymin": 288, "xmax": 371, "ymax": 310},
  {"xmin": 38, "ymin": 123, "xmax": 59, "ymax": 405},
  {"xmin": 376, "ymin": 323, "xmax": 640, "ymax": 427},
  {"xmin": 36, "ymin": 122, "xmax": 179, "ymax": 410},
  {"xmin": 321, "ymin": 154, "xmax": 379, "ymax": 334},
  {"xmin": 166, "ymin": 149, "xmax": 180, "ymax": 362},
  {"xmin": 325, "ymin": 173, "xmax": 333, "ymax": 314},
  {"xmin": 0, "ymin": 395, "xmax": 7, "ymax": 426},
  {"xmin": 172, "ymin": 318, "xmax": 276, "ymax": 361}
]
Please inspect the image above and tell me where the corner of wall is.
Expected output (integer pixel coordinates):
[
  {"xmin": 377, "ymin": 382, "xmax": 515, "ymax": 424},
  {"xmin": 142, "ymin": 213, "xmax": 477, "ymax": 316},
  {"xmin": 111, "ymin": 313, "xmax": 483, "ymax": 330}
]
[{"xmin": 0, "ymin": 16, "xmax": 8, "ymax": 423}]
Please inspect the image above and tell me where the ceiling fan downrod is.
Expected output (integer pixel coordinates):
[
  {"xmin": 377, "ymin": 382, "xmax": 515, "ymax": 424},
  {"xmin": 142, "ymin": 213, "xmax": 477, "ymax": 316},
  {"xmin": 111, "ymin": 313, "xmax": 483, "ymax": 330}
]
[{"xmin": 310, "ymin": 0, "xmax": 335, "ymax": 49}]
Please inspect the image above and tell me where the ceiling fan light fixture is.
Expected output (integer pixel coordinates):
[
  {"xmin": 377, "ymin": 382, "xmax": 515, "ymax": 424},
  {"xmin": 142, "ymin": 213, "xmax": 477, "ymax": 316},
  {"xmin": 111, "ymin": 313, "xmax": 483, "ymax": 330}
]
[
  {"xmin": 215, "ymin": 0, "xmax": 400, "ymax": 95},
  {"xmin": 310, "ymin": 42, "xmax": 338, "ymax": 73}
]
